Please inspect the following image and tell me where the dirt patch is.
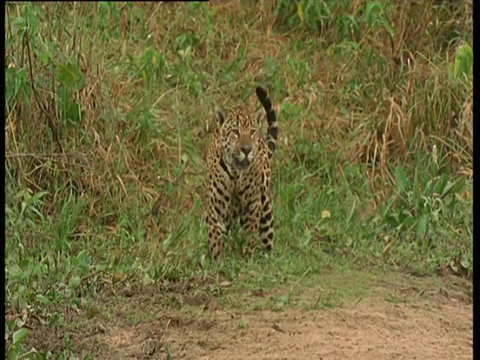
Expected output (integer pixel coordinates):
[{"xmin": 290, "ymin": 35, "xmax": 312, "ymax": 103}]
[
  {"xmin": 20, "ymin": 275, "xmax": 472, "ymax": 359},
  {"xmin": 78, "ymin": 298, "xmax": 471, "ymax": 360}
]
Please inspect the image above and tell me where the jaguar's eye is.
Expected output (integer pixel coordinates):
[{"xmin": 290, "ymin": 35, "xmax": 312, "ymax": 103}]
[
  {"xmin": 250, "ymin": 129, "xmax": 256, "ymax": 136},
  {"xmin": 233, "ymin": 129, "xmax": 240, "ymax": 137}
]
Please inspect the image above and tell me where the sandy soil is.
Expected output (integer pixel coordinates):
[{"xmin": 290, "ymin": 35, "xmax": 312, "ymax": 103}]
[
  {"xmin": 96, "ymin": 300, "xmax": 472, "ymax": 359},
  {"xmin": 18, "ymin": 275, "xmax": 472, "ymax": 359}
]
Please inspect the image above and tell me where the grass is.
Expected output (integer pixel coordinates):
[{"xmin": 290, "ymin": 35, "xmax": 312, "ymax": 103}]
[{"xmin": 4, "ymin": 1, "xmax": 472, "ymax": 358}]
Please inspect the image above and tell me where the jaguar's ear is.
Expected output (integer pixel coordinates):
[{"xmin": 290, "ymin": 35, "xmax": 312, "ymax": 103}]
[{"xmin": 215, "ymin": 105, "xmax": 227, "ymax": 125}]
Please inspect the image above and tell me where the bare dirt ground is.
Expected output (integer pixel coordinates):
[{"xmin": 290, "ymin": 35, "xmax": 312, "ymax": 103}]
[
  {"xmin": 23, "ymin": 274, "xmax": 472, "ymax": 359},
  {"xmin": 95, "ymin": 300, "xmax": 471, "ymax": 360}
]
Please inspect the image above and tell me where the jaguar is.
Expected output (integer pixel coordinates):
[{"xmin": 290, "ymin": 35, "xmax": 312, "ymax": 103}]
[{"xmin": 205, "ymin": 86, "xmax": 278, "ymax": 259}]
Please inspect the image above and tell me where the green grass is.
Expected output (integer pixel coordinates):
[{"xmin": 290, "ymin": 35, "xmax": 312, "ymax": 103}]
[{"xmin": 5, "ymin": 1, "xmax": 472, "ymax": 358}]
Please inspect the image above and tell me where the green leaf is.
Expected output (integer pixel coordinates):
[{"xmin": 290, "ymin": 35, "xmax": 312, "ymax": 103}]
[
  {"xmin": 58, "ymin": 63, "xmax": 85, "ymax": 92},
  {"xmin": 395, "ymin": 165, "xmax": 409, "ymax": 193},
  {"xmin": 68, "ymin": 276, "xmax": 81, "ymax": 290},
  {"xmin": 5, "ymin": 68, "xmax": 30, "ymax": 106},
  {"xmin": 380, "ymin": 17, "xmax": 395, "ymax": 38},
  {"xmin": 454, "ymin": 43, "xmax": 473, "ymax": 78},
  {"xmin": 99, "ymin": 2, "xmax": 109, "ymax": 16},
  {"xmin": 433, "ymin": 173, "xmax": 449, "ymax": 196},
  {"xmin": 66, "ymin": 101, "xmax": 85, "ymax": 123},
  {"xmin": 35, "ymin": 294, "xmax": 51, "ymax": 305},
  {"xmin": 7, "ymin": 346, "xmax": 20, "ymax": 360},
  {"xmin": 339, "ymin": 105, "xmax": 349, "ymax": 117},
  {"xmin": 72, "ymin": 297, "xmax": 82, "ymax": 308},
  {"xmin": 440, "ymin": 178, "xmax": 465, "ymax": 199},
  {"xmin": 364, "ymin": 2, "xmax": 382, "ymax": 27},
  {"xmin": 26, "ymin": 190, "xmax": 49, "ymax": 206},
  {"xmin": 12, "ymin": 328, "xmax": 28, "ymax": 345},
  {"xmin": 30, "ymin": 4, "xmax": 46, "ymax": 20},
  {"xmin": 33, "ymin": 352, "xmax": 49, "ymax": 360},
  {"xmin": 431, "ymin": 209, "xmax": 440, "ymax": 223},
  {"xmin": 297, "ymin": 3, "xmax": 304, "ymax": 24},
  {"xmin": 416, "ymin": 215, "xmax": 428, "ymax": 239},
  {"xmin": 25, "ymin": 7, "xmax": 40, "ymax": 33}
]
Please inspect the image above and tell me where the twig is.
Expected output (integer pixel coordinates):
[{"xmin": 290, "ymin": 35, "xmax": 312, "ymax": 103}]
[{"xmin": 272, "ymin": 323, "xmax": 285, "ymax": 333}]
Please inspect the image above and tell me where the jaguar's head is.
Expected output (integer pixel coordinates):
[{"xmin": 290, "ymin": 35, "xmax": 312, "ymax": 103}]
[{"xmin": 215, "ymin": 106, "xmax": 263, "ymax": 171}]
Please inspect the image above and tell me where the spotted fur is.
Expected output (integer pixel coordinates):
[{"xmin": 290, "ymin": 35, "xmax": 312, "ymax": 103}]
[{"xmin": 205, "ymin": 86, "xmax": 278, "ymax": 259}]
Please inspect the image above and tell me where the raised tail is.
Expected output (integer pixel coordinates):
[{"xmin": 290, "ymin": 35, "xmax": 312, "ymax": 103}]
[{"xmin": 256, "ymin": 86, "xmax": 278, "ymax": 159}]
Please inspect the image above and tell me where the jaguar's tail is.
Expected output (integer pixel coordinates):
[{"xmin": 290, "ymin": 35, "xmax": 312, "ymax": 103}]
[{"xmin": 256, "ymin": 86, "xmax": 278, "ymax": 159}]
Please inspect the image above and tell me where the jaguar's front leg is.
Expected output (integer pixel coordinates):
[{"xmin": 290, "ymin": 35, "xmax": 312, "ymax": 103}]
[
  {"xmin": 206, "ymin": 208, "xmax": 228, "ymax": 260},
  {"xmin": 206, "ymin": 177, "xmax": 232, "ymax": 260},
  {"xmin": 239, "ymin": 191, "xmax": 261, "ymax": 257}
]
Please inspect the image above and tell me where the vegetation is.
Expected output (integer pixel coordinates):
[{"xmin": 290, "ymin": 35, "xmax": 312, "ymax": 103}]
[{"xmin": 5, "ymin": 1, "xmax": 472, "ymax": 358}]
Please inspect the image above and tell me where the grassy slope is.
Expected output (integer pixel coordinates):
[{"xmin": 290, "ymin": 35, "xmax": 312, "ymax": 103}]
[{"xmin": 5, "ymin": 1, "xmax": 472, "ymax": 357}]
